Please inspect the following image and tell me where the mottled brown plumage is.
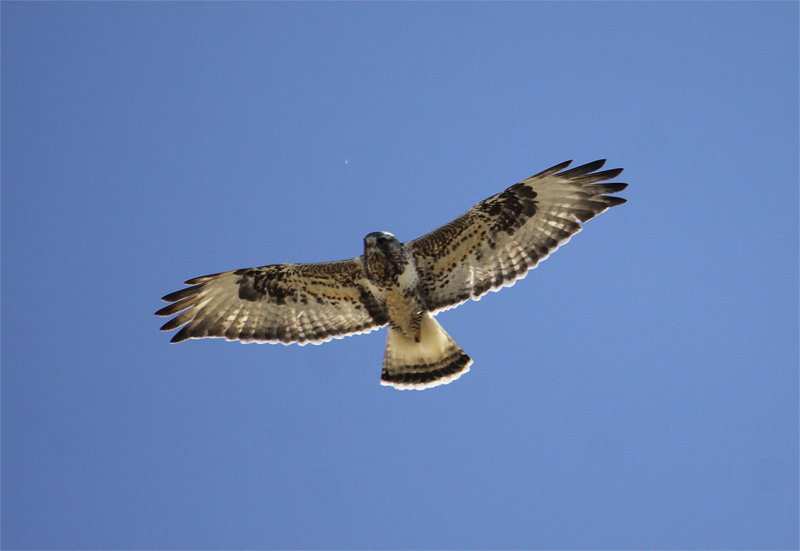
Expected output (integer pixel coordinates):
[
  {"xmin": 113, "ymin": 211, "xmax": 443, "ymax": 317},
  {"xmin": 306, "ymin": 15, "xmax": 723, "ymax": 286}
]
[{"xmin": 156, "ymin": 159, "xmax": 627, "ymax": 389}]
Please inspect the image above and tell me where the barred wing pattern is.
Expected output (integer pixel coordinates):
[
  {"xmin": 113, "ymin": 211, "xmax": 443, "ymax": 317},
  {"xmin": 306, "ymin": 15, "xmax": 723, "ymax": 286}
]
[
  {"xmin": 408, "ymin": 160, "xmax": 627, "ymax": 313},
  {"xmin": 156, "ymin": 259, "xmax": 389, "ymax": 345}
]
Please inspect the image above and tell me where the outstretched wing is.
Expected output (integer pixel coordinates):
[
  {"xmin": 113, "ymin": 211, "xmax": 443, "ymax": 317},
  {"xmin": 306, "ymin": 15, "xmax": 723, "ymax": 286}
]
[
  {"xmin": 155, "ymin": 259, "xmax": 389, "ymax": 345},
  {"xmin": 408, "ymin": 159, "xmax": 627, "ymax": 313}
]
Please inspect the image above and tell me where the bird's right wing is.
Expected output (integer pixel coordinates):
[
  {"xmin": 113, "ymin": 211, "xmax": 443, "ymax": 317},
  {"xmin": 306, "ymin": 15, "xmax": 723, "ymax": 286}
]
[
  {"xmin": 155, "ymin": 259, "xmax": 389, "ymax": 345},
  {"xmin": 408, "ymin": 160, "xmax": 627, "ymax": 313}
]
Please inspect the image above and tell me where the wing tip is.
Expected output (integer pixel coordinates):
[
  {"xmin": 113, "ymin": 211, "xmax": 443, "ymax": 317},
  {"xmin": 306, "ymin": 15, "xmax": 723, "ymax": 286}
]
[
  {"xmin": 557, "ymin": 159, "xmax": 608, "ymax": 178},
  {"xmin": 531, "ymin": 159, "xmax": 572, "ymax": 179},
  {"xmin": 168, "ymin": 324, "xmax": 197, "ymax": 342},
  {"xmin": 530, "ymin": 159, "xmax": 626, "ymax": 182},
  {"xmin": 160, "ymin": 286, "xmax": 202, "ymax": 304},
  {"xmin": 185, "ymin": 272, "xmax": 223, "ymax": 285}
]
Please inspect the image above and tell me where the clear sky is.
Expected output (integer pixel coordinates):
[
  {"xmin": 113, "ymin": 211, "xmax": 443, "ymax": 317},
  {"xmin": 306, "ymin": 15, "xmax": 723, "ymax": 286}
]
[{"xmin": 2, "ymin": 2, "xmax": 797, "ymax": 549}]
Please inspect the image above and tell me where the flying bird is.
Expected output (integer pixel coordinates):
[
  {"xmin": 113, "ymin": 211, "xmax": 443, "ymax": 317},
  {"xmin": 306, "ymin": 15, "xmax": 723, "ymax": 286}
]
[{"xmin": 156, "ymin": 159, "xmax": 627, "ymax": 390}]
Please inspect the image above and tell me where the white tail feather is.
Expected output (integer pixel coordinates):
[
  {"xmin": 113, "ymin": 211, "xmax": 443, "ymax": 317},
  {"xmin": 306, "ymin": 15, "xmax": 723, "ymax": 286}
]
[{"xmin": 381, "ymin": 313, "xmax": 472, "ymax": 390}]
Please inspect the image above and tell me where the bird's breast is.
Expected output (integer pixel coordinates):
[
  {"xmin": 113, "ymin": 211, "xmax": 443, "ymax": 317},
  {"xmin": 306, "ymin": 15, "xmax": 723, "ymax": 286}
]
[{"xmin": 364, "ymin": 257, "xmax": 425, "ymax": 339}]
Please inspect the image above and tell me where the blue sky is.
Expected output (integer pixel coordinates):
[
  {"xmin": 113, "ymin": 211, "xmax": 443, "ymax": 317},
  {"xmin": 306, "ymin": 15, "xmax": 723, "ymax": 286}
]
[{"xmin": 2, "ymin": 2, "xmax": 797, "ymax": 549}]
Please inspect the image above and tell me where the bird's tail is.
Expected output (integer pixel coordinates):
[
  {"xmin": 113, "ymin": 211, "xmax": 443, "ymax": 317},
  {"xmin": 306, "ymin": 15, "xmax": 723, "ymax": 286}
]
[{"xmin": 381, "ymin": 313, "xmax": 472, "ymax": 390}]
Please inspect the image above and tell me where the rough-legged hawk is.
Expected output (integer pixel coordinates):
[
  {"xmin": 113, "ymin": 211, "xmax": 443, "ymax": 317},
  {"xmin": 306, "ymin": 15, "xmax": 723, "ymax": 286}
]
[{"xmin": 156, "ymin": 159, "xmax": 627, "ymax": 389}]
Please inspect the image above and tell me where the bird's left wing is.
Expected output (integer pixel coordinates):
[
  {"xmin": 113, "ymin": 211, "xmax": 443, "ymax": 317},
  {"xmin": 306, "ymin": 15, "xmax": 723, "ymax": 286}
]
[
  {"xmin": 156, "ymin": 259, "xmax": 388, "ymax": 345},
  {"xmin": 407, "ymin": 159, "xmax": 627, "ymax": 313}
]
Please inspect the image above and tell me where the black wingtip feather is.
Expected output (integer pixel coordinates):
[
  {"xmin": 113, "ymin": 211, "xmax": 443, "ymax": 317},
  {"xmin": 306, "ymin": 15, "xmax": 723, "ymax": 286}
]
[
  {"xmin": 170, "ymin": 326, "xmax": 192, "ymax": 343},
  {"xmin": 155, "ymin": 303, "xmax": 179, "ymax": 317},
  {"xmin": 532, "ymin": 160, "xmax": 572, "ymax": 178},
  {"xmin": 558, "ymin": 159, "xmax": 606, "ymax": 178},
  {"xmin": 160, "ymin": 317, "xmax": 185, "ymax": 332},
  {"xmin": 588, "ymin": 182, "xmax": 627, "ymax": 195},
  {"xmin": 155, "ymin": 296, "xmax": 194, "ymax": 317},
  {"xmin": 584, "ymin": 167, "xmax": 623, "ymax": 181},
  {"xmin": 185, "ymin": 272, "xmax": 222, "ymax": 285},
  {"xmin": 161, "ymin": 286, "xmax": 201, "ymax": 303}
]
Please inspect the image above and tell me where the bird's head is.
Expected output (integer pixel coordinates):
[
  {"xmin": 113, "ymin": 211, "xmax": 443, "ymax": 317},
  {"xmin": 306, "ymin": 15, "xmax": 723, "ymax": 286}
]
[
  {"xmin": 364, "ymin": 231, "xmax": 400, "ymax": 256},
  {"xmin": 363, "ymin": 231, "xmax": 408, "ymax": 283}
]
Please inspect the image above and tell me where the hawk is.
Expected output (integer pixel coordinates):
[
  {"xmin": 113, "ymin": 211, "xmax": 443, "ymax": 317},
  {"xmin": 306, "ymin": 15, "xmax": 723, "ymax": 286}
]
[{"xmin": 156, "ymin": 159, "xmax": 627, "ymax": 389}]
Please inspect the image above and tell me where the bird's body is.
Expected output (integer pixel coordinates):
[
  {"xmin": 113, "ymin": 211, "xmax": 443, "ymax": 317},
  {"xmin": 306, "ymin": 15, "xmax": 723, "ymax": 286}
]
[
  {"xmin": 156, "ymin": 159, "xmax": 628, "ymax": 389},
  {"xmin": 361, "ymin": 231, "xmax": 472, "ymax": 387},
  {"xmin": 362, "ymin": 231, "xmax": 424, "ymax": 341}
]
